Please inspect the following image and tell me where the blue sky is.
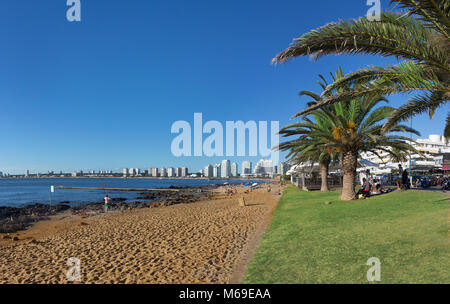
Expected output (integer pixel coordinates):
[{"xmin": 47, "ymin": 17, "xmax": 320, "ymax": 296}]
[{"xmin": 0, "ymin": 0, "xmax": 447, "ymax": 174}]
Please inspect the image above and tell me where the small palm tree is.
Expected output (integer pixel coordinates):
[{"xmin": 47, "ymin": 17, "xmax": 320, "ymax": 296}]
[
  {"xmin": 272, "ymin": 0, "xmax": 449, "ymax": 137},
  {"xmin": 279, "ymin": 73, "xmax": 420, "ymax": 200},
  {"xmin": 278, "ymin": 118, "xmax": 336, "ymax": 192}
]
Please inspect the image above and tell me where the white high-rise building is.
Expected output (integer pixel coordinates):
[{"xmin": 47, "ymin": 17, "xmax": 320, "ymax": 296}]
[
  {"xmin": 151, "ymin": 168, "xmax": 159, "ymax": 177},
  {"xmin": 213, "ymin": 164, "xmax": 221, "ymax": 178},
  {"xmin": 168, "ymin": 168, "xmax": 175, "ymax": 177},
  {"xmin": 123, "ymin": 168, "xmax": 129, "ymax": 176},
  {"xmin": 242, "ymin": 161, "xmax": 252, "ymax": 176},
  {"xmin": 176, "ymin": 167, "xmax": 183, "ymax": 177},
  {"xmin": 254, "ymin": 159, "xmax": 275, "ymax": 177},
  {"xmin": 279, "ymin": 162, "xmax": 288, "ymax": 176},
  {"xmin": 231, "ymin": 162, "xmax": 238, "ymax": 177},
  {"xmin": 25, "ymin": 170, "xmax": 30, "ymax": 177},
  {"xmin": 181, "ymin": 167, "xmax": 188, "ymax": 177},
  {"xmin": 160, "ymin": 168, "xmax": 167, "ymax": 177},
  {"xmin": 0, "ymin": 172, "xmax": 3, "ymax": 178},
  {"xmin": 221, "ymin": 160, "xmax": 231, "ymax": 178},
  {"xmin": 204, "ymin": 165, "xmax": 213, "ymax": 177},
  {"xmin": 129, "ymin": 168, "xmax": 135, "ymax": 176}
]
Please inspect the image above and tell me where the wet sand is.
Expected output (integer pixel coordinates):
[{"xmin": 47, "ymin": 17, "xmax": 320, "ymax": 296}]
[{"xmin": 0, "ymin": 185, "xmax": 281, "ymax": 284}]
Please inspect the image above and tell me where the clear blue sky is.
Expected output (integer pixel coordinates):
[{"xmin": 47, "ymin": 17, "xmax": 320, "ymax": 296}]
[{"xmin": 0, "ymin": 0, "xmax": 447, "ymax": 174}]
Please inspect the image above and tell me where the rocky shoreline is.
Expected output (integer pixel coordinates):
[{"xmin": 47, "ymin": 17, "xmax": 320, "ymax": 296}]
[{"xmin": 0, "ymin": 185, "xmax": 221, "ymax": 234}]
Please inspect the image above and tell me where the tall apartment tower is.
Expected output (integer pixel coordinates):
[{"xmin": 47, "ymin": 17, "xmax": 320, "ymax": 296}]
[
  {"xmin": 221, "ymin": 160, "xmax": 231, "ymax": 178},
  {"xmin": 279, "ymin": 162, "xmax": 288, "ymax": 176},
  {"xmin": 204, "ymin": 165, "xmax": 213, "ymax": 177},
  {"xmin": 150, "ymin": 168, "xmax": 159, "ymax": 177},
  {"xmin": 231, "ymin": 162, "xmax": 238, "ymax": 177},
  {"xmin": 176, "ymin": 167, "xmax": 183, "ymax": 177},
  {"xmin": 242, "ymin": 161, "xmax": 252, "ymax": 175},
  {"xmin": 160, "ymin": 168, "xmax": 167, "ymax": 177},
  {"xmin": 123, "ymin": 168, "xmax": 129, "ymax": 176},
  {"xmin": 181, "ymin": 168, "xmax": 188, "ymax": 177},
  {"xmin": 213, "ymin": 164, "xmax": 221, "ymax": 178},
  {"xmin": 167, "ymin": 167, "xmax": 175, "ymax": 177}
]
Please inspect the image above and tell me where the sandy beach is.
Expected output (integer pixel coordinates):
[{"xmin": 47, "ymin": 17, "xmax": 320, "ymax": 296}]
[{"xmin": 0, "ymin": 185, "xmax": 280, "ymax": 284}]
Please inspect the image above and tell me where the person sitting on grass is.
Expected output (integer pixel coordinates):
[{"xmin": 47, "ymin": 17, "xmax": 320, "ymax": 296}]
[
  {"xmin": 357, "ymin": 178, "xmax": 372, "ymax": 198},
  {"xmin": 374, "ymin": 184, "xmax": 385, "ymax": 195}
]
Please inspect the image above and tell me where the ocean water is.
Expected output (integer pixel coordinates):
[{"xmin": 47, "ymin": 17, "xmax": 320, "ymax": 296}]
[{"xmin": 0, "ymin": 178, "xmax": 255, "ymax": 207}]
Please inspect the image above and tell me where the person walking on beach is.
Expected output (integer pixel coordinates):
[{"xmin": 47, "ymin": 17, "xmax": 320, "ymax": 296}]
[{"xmin": 104, "ymin": 194, "xmax": 111, "ymax": 213}]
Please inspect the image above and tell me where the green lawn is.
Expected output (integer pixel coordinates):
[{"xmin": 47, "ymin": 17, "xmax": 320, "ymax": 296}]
[{"xmin": 243, "ymin": 186, "xmax": 449, "ymax": 284}]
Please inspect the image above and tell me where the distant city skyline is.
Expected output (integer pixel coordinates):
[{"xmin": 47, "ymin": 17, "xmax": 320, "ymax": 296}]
[
  {"xmin": 2, "ymin": 158, "xmax": 289, "ymax": 179},
  {"xmin": 1, "ymin": 0, "xmax": 447, "ymax": 175}
]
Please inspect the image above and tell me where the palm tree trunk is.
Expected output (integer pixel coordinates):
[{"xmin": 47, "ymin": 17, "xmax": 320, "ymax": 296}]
[
  {"xmin": 320, "ymin": 161, "xmax": 330, "ymax": 192},
  {"xmin": 340, "ymin": 151, "xmax": 357, "ymax": 200}
]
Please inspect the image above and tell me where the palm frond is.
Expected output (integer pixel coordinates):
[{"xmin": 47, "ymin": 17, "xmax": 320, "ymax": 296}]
[
  {"xmin": 272, "ymin": 12, "xmax": 448, "ymax": 69},
  {"xmin": 382, "ymin": 91, "xmax": 449, "ymax": 132},
  {"xmin": 392, "ymin": 0, "xmax": 450, "ymax": 37}
]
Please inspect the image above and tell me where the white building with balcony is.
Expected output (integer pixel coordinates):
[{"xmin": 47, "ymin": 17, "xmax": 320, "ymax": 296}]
[{"xmin": 360, "ymin": 134, "xmax": 449, "ymax": 174}]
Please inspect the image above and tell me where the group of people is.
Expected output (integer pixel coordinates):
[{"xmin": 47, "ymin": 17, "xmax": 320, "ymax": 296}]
[
  {"xmin": 357, "ymin": 165, "xmax": 410, "ymax": 199},
  {"xmin": 357, "ymin": 172, "xmax": 385, "ymax": 198},
  {"xmin": 225, "ymin": 186, "xmax": 238, "ymax": 197}
]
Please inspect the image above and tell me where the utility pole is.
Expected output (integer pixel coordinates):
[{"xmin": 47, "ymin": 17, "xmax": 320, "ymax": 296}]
[{"xmin": 409, "ymin": 119, "xmax": 413, "ymax": 187}]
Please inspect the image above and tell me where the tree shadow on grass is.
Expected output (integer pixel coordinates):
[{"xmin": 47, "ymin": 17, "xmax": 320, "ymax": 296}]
[{"xmin": 434, "ymin": 197, "xmax": 450, "ymax": 203}]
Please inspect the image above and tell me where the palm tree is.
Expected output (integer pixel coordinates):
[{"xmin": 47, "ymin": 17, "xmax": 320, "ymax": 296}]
[
  {"xmin": 278, "ymin": 118, "xmax": 336, "ymax": 192},
  {"xmin": 277, "ymin": 72, "xmax": 342, "ymax": 192},
  {"xmin": 272, "ymin": 0, "xmax": 449, "ymax": 137},
  {"xmin": 279, "ymin": 73, "xmax": 420, "ymax": 200}
]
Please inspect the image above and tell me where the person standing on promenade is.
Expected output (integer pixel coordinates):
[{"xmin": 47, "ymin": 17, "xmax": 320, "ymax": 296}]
[
  {"xmin": 402, "ymin": 168, "xmax": 410, "ymax": 190},
  {"xmin": 104, "ymin": 194, "xmax": 111, "ymax": 213},
  {"xmin": 397, "ymin": 164, "xmax": 404, "ymax": 189}
]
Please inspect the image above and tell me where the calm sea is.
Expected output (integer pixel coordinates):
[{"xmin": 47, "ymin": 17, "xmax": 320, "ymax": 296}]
[{"xmin": 0, "ymin": 178, "xmax": 255, "ymax": 207}]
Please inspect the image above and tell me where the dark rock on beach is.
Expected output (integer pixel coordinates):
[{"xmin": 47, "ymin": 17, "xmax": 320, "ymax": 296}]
[
  {"xmin": 0, "ymin": 203, "xmax": 72, "ymax": 234},
  {"xmin": 0, "ymin": 185, "xmax": 220, "ymax": 234}
]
